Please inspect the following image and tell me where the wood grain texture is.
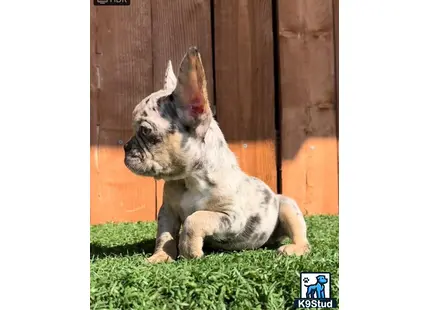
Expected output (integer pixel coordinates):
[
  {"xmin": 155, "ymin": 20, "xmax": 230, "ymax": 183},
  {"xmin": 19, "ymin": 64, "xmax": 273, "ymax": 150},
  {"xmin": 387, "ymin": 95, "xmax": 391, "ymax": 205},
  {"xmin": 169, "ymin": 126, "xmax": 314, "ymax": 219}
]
[
  {"xmin": 277, "ymin": 0, "xmax": 338, "ymax": 214},
  {"xmin": 151, "ymin": 0, "xmax": 214, "ymax": 209},
  {"xmin": 333, "ymin": 0, "xmax": 339, "ymax": 139},
  {"xmin": 90, "ymin": 1, "xmax": 157, "ymax": 224},
  {"xmin": 151, "ymin": 0, "xmax": 214, "ymax": 107},
  {"xmin": 96, "ymin": 3, "xmax": 154, "ymax": 130},
  {"xmin": 90, "ymin": 5, "xmax": 99, "ymax": 141},
  {"xmin": 93, "ymin": 130, "xmax": 157, "ymax": 224},
  {"xmin": 89, "ymin": 0, "xmax": 340, "ymax": 224},
  {"xmin": 90, "ymin": 4, "xmax": 100, "ymax": 224},
  {"xmin": 214, "ymin": 0, "xmax": 277, "ymax": 192}
]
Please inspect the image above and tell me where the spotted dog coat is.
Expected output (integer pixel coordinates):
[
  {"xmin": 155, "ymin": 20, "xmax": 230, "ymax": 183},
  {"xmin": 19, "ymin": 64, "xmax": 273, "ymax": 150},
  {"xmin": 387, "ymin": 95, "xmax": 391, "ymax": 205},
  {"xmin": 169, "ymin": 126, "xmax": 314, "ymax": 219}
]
[{"xmin": 124, "ymin": 47, "xmax": 310, "ymax": 262}]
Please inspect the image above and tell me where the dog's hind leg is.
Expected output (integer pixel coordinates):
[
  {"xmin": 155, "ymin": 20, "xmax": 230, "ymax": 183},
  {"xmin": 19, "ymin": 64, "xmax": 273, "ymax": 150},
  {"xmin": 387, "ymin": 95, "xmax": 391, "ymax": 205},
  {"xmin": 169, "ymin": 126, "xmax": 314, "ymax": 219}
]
[{"xmin": 273, "ymin": 195, "xmax": 311, "ymax": 256}]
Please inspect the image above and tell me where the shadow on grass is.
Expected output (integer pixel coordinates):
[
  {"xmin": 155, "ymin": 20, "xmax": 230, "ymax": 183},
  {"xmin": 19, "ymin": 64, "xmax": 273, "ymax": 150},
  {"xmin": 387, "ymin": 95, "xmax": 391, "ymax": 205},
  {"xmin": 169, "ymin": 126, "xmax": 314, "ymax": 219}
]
[
  {"xmin": 90, "ymin": 238, "xmax": 156, "ymax": 259},
  {"xmin": 90, "ymin": 238, "xmax": 283, "ymax": 260}
]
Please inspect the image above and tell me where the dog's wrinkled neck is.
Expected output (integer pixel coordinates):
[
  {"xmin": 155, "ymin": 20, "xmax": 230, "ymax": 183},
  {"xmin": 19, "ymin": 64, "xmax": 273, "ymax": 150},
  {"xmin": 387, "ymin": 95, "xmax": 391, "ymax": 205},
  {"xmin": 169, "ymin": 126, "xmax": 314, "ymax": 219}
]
[{"xmin": 183, "ymin": 120, "xmax": 241, "ymax": 192}]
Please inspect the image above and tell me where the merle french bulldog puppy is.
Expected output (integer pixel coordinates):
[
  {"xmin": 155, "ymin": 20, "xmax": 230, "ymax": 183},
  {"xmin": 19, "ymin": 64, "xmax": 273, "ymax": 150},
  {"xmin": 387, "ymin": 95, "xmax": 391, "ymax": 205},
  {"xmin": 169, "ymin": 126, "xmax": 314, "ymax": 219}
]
[{"xmin": 124, "ymin": 47, "xmax": 310, "ymax": 263}]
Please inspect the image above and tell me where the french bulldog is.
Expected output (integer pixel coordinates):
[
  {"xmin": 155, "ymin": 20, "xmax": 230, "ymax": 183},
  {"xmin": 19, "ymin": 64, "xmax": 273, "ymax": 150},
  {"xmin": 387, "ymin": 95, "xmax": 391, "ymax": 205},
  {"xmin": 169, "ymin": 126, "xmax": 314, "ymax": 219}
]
[{"xmin": 124, "ymin": 46, "xmax": 310, "ymax": 263}]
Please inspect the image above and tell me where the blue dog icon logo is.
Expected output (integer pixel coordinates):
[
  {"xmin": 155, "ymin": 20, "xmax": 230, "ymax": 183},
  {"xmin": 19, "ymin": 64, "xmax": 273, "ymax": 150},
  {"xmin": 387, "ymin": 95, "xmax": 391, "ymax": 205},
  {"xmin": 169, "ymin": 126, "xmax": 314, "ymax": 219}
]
[
  {"xmin": 294, "ymin": 272, "xmax": 337, "ymax": 308},
  {"xmin": 304, "ymin": 275, "xmax": 328, "ymax": 299}
]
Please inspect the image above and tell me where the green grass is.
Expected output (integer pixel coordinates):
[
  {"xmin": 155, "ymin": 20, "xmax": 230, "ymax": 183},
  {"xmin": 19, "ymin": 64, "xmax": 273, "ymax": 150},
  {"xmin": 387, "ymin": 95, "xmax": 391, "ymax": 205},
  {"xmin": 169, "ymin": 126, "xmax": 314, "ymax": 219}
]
[{"xmin": 91, "ymin": 215, "xmax": 339, "ymax": 310}]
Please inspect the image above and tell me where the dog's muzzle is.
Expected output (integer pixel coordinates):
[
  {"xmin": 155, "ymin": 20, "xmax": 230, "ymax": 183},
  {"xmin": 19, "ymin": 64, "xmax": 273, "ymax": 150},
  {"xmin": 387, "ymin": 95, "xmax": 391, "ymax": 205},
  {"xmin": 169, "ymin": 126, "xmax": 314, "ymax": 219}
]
[
  {"xmin": 123, "ymin": 140, "xmax": 133, "ymax": 153},
  {"xmin": 123, "ymin": 137, "xmax": 141, "ymax": 158},
  {"xmin": 123, "ymin": 137, "xmax": 153, "ymax": 176},
  {"xmin": 123, "ymin": 138, "xmax": 140, "ymax": 165}
]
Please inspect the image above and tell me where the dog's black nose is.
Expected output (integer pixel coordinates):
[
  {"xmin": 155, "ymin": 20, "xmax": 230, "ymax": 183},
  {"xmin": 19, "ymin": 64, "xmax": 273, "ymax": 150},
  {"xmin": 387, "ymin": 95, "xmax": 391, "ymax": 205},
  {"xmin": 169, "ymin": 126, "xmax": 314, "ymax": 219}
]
[{"xmin": 123, "ymin": 142, "xmax": 132, "ymax": 152}]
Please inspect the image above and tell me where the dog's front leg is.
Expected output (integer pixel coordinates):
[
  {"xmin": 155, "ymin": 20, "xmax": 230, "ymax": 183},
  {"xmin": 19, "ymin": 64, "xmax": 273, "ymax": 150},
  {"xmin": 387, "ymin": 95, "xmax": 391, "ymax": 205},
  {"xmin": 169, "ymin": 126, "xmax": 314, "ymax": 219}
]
[
  {"xmin": 179, "ymin": 210, "xmax": 225, "ymax": 259},
  {"xmin": 146, "ymin": 204, "xmax": 180, "ymax": 264}
]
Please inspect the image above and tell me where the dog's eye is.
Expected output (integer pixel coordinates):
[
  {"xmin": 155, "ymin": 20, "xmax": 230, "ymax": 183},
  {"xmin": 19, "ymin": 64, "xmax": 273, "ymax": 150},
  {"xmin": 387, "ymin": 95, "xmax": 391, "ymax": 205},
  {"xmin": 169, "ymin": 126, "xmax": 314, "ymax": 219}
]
[{"xmin": 139, "ymin": 126, "xmax": 152, "ymax": 136}]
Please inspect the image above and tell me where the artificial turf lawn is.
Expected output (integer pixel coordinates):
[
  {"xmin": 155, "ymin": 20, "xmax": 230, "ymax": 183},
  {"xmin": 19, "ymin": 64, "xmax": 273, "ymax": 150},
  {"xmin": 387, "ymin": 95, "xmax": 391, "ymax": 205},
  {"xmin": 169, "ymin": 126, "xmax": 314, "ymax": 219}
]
[{"xmin": 90, "ymin": 215, "xmax": 339, "ymax": 310}]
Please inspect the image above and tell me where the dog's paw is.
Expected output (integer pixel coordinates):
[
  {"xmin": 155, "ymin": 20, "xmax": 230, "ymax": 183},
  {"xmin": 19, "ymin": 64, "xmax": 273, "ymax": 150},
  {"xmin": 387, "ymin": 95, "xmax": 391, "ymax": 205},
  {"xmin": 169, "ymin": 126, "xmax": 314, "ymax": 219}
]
[
  {"xmin": 178, "ymin": 230, "xmax": 205, "ymax": 259},
  {"xmin": 178, "ymin": 241, "xmax": 204, "ymax": 259},
  {"xmin": 146, "ymin": 252, "xmax": 175, "ymax": 264},
  {"xmin": 277, "ymin": 243, "xmax": 311, "ymax": 256}
]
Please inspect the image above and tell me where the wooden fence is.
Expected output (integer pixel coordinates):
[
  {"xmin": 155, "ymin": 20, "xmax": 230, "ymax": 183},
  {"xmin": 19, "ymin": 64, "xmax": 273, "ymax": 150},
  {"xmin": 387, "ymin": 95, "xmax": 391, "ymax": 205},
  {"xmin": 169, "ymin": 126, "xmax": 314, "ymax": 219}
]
[{"xmin": 90, "ymin": 0, "xmax": 339, "ymax": 225}]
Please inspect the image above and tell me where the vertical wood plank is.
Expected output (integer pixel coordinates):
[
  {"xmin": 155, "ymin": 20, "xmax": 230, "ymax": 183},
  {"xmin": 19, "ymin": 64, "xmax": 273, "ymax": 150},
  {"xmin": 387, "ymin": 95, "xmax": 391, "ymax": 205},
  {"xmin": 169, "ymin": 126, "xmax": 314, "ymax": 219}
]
[
  {"xmin": 96, "ymin": 4, "xmax": 154, "ymax": 130},
  {"xmin": 90, "ymin": 4, "xmax": 100, "ymax": 224},
  {"xmin": 90, "ymin": 1, "xmax": 157, "ymax": 224},
  {"xmin": 333, "ymin": 0, "xmax": 339, "ymax": 139},
  {"xmin": 151, "ymin": 0, "xmax": 214, "ymax": 106},
  {"xmin": 277, "ymin": 0, "xmax": 338, "ymax": 214},
  {"xmin": 214, "ymin": 0, "xmax": 277, "ymax": 192},
  {"xmin": 151, "ymin": 0, "xmax": 214, "ymax": 213}
]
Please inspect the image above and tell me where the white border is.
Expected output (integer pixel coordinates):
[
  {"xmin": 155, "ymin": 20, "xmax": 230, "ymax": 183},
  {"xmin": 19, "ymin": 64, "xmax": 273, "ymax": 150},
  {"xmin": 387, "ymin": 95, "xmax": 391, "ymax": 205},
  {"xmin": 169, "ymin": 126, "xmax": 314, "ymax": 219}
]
[
  {"xmin": 340, "ymin": 1, "xmax": 430, "ymax": 309},
  {"xmin": 0, "ymin": 1, "xmax": 89, "ymax": 309}
]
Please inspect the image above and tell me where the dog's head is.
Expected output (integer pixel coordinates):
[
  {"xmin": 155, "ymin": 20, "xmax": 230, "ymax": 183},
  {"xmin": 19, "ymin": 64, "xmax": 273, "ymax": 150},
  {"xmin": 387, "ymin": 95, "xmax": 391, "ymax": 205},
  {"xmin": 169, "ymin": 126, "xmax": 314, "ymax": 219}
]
[
  {"xmin": 316, "ymin": 275, "xmax": 328, "ymax": 284},
  {"xmin": 124, "ymin": 47, "xmax": 214, "ymax": 180}
]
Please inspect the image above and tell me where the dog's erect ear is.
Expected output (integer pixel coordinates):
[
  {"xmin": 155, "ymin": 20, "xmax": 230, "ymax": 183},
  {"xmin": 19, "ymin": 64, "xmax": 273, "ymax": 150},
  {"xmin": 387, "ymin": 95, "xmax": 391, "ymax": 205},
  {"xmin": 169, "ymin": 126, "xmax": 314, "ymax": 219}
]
[
  {"xmin": 173, "ymin": 47, "xmax": 212, "ymax": 137},
  {"xmin": 163, "ymin": 60, "xmax": 177, "ymax": 91}
]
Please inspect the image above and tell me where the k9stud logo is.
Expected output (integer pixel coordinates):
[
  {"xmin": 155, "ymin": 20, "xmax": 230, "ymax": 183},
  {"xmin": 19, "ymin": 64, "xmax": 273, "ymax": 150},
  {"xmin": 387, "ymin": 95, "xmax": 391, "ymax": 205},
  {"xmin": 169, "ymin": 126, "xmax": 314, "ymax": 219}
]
[{"xmin": 294, "ymin": 272, "xmax": 338, "ymax": 309}]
